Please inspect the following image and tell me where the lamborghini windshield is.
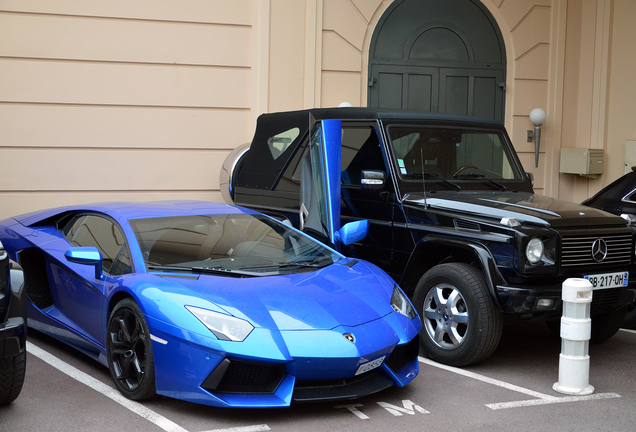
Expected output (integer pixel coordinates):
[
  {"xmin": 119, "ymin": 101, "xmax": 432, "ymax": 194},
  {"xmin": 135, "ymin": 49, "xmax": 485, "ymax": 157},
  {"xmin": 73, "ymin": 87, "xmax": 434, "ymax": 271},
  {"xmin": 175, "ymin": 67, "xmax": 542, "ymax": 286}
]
[
  {"xmin": 129, "ymin": 214, "xmax": 342, "ymax": 275},
  {"xmin": 387, "ymin": 125, "xmax": 524, "ymax": 194}
]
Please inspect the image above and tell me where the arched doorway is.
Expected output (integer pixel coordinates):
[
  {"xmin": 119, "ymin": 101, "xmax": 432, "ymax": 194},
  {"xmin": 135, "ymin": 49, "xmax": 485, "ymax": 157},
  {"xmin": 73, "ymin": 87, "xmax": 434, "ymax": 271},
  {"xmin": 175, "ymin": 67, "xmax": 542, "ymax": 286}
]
[{"xmin": 368, "ymin": 0, "xmax": 506, "ymax": 122}]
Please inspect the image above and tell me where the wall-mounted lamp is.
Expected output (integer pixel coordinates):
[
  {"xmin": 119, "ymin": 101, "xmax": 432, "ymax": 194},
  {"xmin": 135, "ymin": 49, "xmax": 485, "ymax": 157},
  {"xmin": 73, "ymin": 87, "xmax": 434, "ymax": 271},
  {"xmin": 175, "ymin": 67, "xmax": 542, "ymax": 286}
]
[{"xmin": 527, "ymin": 108, "xmax": 546, "ymax": 167}]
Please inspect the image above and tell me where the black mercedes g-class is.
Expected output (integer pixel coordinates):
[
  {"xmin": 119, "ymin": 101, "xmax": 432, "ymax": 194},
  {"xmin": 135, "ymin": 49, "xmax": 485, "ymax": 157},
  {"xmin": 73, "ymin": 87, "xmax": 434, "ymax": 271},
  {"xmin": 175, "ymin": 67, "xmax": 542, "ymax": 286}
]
[
  {"xmin": 0, "ymin": 239, "xmax": 27, "ymax": 404},
  {"xmin": 221, "ymin": 107, "xmax": 636, "ymax": 366}
]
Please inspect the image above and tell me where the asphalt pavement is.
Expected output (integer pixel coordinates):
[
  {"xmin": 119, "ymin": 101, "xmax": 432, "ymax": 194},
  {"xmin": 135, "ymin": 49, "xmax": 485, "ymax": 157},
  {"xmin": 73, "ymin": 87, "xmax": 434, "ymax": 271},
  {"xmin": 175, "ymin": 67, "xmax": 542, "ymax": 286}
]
[{"xmin": 1, "ymin": 321, "xmax": 635, "ymax": 432}]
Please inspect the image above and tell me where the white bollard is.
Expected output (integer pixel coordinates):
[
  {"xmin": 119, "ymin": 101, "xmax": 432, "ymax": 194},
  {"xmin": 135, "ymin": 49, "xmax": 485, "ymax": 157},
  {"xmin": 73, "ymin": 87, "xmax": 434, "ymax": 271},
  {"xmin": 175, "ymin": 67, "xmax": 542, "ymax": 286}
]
[{"xmin": 553, "ymin": 278, "xmax": 594, "ymax": 395}]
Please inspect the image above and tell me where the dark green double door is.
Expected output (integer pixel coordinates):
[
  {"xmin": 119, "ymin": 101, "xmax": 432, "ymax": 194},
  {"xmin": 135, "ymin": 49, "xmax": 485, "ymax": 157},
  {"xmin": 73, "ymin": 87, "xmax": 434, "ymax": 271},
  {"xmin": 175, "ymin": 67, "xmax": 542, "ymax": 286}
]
[
  {"xmin": 369, "ymin": 65, "xmax": 504, "ymax": 121},
  {"xmin": 368, "ymin": 0, "xmax": 506, "ymax": 122}
]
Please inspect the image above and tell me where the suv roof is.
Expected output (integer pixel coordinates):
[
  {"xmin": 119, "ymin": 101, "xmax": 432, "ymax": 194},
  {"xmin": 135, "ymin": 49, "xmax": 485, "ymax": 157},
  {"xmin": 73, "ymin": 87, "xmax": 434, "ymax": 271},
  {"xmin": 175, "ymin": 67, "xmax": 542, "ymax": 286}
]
[{"xmin": 258, "ymin": 107, "xmax": 503, "ymax": 126}]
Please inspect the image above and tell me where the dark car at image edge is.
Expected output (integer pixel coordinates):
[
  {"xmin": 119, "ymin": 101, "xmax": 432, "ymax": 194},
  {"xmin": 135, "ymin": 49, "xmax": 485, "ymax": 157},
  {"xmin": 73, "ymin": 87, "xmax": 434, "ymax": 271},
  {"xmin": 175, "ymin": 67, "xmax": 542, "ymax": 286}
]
[
  {"xmin": 221, "ymin": 107, "xmax": 636, "ymax": 366},
  {"xmin": 0, "ymin": 239, "xmax": 27, "ymax": 405}
]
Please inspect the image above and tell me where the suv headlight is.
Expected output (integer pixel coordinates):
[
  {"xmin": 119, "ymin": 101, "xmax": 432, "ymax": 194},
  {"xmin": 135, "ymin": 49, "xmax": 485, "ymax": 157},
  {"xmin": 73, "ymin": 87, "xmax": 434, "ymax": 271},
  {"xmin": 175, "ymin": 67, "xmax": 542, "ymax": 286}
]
[
  {"xmin": 391, "ymin": 285, "xmax": 417, "ymax": 319},
  {"xmin": 526, "ymin": 237, "xmax": 544, "ymax": 264},
  {"xmin": 186, "ymin": 306, "xmax": 254, "ymax": 341}
]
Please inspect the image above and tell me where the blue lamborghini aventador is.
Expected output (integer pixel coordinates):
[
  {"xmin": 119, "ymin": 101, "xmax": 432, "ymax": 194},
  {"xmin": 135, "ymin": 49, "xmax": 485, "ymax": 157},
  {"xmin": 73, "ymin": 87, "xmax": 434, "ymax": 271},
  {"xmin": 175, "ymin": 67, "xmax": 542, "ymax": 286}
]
[{"xmin": 0, "ymin": 201, "xmax": 420, "ymax": 407}]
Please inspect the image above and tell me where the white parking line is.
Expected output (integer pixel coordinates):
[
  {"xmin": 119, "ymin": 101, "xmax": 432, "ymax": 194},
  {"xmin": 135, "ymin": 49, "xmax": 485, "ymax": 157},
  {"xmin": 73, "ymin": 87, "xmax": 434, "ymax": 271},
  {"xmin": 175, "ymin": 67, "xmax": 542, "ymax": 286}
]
[
  {"xmin": 620, "ymin": 328, "xmax": 636, "ymax": 334},
  {"xmin": 418, "ymin": 356, "xmax": 556, "ymax": 400},
  {"xmin": 485, "ymin": 392, "xmax": 622, "ymax": 410},
  {"xmin": 27, "ymin": 342, "xmax": 271, "ymax": 432},
  {"xmin": 27, "ymin": 342, "xmax": 190, "ymax": 432},
  {"xmin": 418, "ymin": 356, "xmax": 622, "ymax": 410}
]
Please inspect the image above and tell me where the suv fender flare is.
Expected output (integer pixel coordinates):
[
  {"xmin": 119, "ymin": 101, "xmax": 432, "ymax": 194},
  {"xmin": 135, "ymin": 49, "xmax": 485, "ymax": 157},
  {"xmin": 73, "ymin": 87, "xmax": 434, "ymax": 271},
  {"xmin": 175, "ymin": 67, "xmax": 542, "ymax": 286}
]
[{"xmin": 401, "ymin": 235, "xmax": 507, "ymax": 310}]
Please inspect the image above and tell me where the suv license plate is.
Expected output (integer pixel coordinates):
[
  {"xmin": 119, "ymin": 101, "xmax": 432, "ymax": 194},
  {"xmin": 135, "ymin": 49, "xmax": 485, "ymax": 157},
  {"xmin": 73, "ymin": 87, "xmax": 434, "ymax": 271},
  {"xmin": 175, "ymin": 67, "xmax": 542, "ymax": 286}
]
[
  {"xmin": 584, "ymin": 271, "xmax": 629, "ymax": 290},
  {"xmin": 355, "ymin": 356, "xmax": 385, "ymax": 376}
]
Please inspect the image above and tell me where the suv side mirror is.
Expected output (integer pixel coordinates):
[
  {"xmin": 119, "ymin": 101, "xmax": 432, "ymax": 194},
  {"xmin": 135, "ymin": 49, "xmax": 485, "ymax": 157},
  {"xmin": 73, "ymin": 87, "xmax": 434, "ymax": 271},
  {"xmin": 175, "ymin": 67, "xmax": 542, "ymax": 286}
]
[{"xmin": 361, "ymin": 170, "xmax": 386, "ymax": 190}]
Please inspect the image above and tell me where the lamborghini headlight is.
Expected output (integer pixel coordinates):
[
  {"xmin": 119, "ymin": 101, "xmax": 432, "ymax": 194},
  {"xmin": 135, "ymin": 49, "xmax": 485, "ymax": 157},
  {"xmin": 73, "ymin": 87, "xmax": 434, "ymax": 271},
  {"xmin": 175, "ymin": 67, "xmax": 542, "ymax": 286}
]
[
  {"xmin": 526, "ymin": 237, "xmax": 544, "ymax": 264},
  {"xmin": 391, "ymin": 285, "xmax": 417, "ymax": 319},
  {"xmin": 186, "ymin": 306, "xmax": 254, "ymax": 341}
]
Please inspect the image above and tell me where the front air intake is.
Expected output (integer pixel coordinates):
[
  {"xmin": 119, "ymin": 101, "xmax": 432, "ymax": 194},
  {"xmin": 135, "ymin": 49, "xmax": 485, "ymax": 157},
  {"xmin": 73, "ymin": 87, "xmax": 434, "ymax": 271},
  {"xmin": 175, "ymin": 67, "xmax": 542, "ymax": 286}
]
[{"xmin": 202, "ymin": 358, "xmax": 286, "ymax": 394}]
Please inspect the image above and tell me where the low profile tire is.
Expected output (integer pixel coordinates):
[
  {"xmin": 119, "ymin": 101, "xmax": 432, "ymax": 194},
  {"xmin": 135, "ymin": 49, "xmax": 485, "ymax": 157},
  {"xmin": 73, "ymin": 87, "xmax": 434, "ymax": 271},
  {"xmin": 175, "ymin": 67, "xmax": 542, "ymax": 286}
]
[
  {"xmin": 590, "ymin": 306, "xmax": 627, "ymax": 344},
  {"xmin": 0, "ymin": 350, "xmax": 26, "ymax": 405},
  {"xmin": 414, "ymin": 263, "xmax": 503, "ymax": 367},
  {"xmin": 107, "ymin": 298, "xmax": 156, "ymax": 400}
]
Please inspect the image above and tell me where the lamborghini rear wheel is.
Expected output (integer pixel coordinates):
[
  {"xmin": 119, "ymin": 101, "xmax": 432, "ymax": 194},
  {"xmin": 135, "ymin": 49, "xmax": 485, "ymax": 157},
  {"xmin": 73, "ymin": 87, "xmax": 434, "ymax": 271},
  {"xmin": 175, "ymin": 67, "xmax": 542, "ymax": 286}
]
[{"xmin": 107, "ymin": 298, "xmax": 156, "ymax": 400}]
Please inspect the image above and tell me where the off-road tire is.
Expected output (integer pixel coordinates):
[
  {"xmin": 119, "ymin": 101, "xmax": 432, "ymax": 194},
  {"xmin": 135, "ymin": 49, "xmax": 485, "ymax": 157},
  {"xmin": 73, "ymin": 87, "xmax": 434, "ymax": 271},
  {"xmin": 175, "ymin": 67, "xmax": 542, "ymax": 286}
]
[
  {"xmin": 622, "ymin": 302, "xmax": 636, "ymax": 329},
  {"xmin": 590, "ymin": 306, "xmax": 627, "ymax": 343},
  {"xmin": 414, "ymin": 263, "xmax": 503, "ymax": 366}
]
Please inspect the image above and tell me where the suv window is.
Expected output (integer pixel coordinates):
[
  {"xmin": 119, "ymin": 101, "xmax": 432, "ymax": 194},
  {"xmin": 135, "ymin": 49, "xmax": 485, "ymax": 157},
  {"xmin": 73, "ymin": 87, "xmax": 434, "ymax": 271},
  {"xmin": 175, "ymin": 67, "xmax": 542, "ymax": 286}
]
[
  {"xmin": 341, "ymin": 127, "xmax": 386, "ymax": 186},
  {"xmin": 63, "ymin": 215, "xmax": 132, "ymax": 275},
  {"xmin": 291, "ymin": 126, "xmax": 388, "ymax": 186},
  {"xmin": 388, "ymin": 126, "xmax": 521, "ymax": 182}
]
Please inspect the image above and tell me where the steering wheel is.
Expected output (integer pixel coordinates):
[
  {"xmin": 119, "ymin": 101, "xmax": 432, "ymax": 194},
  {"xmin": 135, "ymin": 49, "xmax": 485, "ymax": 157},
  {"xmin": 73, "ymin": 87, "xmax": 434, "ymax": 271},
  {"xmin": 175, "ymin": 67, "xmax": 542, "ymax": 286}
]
[{"xmin": 453, "ymin": 164, "xmax": 480, "ymax": 177}]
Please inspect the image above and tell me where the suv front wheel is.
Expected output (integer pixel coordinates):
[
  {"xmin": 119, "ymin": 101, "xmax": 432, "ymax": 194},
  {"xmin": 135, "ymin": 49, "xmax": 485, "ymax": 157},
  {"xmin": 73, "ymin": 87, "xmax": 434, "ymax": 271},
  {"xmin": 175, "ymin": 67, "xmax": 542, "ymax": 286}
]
[{"xmin": 414, "ymin": 263, "xmax": 503, "ymax": 367}]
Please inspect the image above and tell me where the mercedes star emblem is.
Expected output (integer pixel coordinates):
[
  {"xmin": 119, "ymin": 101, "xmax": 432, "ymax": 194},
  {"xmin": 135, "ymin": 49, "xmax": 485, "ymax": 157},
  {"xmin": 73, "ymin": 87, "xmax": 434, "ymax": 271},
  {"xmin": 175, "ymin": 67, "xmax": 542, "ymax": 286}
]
[{"xmin": 591, "ymin": 238, "xmax": 608, "ymax": 262}]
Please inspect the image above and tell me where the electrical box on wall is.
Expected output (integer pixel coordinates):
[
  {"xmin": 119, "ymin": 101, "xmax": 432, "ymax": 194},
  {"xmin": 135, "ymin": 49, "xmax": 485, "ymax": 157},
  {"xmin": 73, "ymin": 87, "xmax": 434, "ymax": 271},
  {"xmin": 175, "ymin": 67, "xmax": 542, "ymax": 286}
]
[{"xmin": 559, "ymin": 148, "xmax": 604, "ymax": 176}]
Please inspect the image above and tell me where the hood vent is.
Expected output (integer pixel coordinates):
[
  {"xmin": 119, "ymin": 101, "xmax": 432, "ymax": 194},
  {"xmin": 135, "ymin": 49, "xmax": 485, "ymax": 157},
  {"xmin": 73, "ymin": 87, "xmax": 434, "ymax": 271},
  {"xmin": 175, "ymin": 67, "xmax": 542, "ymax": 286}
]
[{"xmin": 454, "ymin": 220, "xmax": 481, "ymax": 232}]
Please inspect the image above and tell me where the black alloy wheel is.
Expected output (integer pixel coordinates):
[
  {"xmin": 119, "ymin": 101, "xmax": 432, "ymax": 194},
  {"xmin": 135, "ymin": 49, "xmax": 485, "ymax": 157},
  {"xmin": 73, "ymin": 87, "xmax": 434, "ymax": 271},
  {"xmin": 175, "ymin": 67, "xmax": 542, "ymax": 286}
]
[
  {"xmin": 107, "ymin": 298, "xmax": 156, "ymax": 400},
  {"xmin": 414, "ymin": 262, "xmax": 503, "ymax": 367}
]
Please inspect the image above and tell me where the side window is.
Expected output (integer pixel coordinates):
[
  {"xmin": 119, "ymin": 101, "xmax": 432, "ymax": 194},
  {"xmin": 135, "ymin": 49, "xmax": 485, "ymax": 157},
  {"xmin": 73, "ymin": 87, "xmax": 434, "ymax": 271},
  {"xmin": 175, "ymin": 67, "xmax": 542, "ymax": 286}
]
[
  {"xmin": 268, "ymin": 128, "xmax": 300, "ymax": 160},
  {"xmin": 290, "ymin": 126, "xmax": 388, "ymax": 189},
  {"xmin": 341, "ymin": 127, "xmax": 386, "ymax": 186},
  {"xmin": 63, "ymin": 215, "xmax": 132, "ymax": 276}
]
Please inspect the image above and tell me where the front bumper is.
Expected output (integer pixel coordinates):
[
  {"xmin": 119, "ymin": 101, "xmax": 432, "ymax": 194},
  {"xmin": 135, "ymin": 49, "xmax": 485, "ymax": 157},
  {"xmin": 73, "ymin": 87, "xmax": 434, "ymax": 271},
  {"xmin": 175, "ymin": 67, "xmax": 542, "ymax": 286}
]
[
  {"xmin": 497, "ymin": 283, "xmax": 636, "ymax": 317},
  {"xmin": 147, "ymin": 311, "xmax": 421, "ymax": 407}
]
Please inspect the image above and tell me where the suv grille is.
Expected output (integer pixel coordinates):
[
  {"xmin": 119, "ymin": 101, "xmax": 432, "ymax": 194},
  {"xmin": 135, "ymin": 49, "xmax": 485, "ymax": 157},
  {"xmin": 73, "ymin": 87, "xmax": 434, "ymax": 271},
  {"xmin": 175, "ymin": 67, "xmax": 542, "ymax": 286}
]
[{"xmin": 561, "ymin": 233, "xmax": 633, "ymax": 267}]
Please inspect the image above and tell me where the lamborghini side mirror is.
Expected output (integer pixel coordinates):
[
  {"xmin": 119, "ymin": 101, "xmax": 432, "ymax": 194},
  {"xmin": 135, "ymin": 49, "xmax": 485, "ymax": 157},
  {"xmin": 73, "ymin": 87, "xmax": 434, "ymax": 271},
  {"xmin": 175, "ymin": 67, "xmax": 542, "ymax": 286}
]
[{"xmin": 65, "ymin": 247, "xmax": 103, "ymax": 279}]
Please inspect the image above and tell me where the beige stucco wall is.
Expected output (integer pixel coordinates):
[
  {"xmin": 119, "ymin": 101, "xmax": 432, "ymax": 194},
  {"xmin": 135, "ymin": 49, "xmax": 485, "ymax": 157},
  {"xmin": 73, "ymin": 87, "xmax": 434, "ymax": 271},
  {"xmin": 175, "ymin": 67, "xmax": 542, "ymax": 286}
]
[
  {"xmin": 604, "ymin": 0, "xmax": 636, "ymax": 192},
  {"xmin": 0, "ymin": 0, "xmax": 634, "ymax": 220},
  {"xmin": 557, "ymin": 0, "xmax": 613, "ymax": 203},
  {"xmin": 0, "ymin": 1, "xmax": 255, "ymax": 220}
]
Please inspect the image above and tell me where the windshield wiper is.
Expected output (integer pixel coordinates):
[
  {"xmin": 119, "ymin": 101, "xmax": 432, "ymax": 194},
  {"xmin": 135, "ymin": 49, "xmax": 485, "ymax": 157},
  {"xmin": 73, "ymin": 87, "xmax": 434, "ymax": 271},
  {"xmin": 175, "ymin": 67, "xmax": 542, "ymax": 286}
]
[
  {"xmin": 422, "ymin": 172, "xmax": 461, "ymax": 190},
  {"xmin": 453, "ymin": 173, "xmax": 506, "ymax": 191},
  {"xmin": 148, "ymin": 264, "xmax": 260, "ymax": 278},
  {"xmin": 239, "ymin": 262, "xmax": 326, "ymax": 272}
]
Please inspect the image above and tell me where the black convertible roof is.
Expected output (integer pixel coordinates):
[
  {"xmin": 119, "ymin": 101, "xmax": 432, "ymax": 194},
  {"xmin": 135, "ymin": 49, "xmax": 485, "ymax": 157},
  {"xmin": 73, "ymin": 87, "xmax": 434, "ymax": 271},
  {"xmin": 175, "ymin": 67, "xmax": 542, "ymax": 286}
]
[
  {"xmin": 257, "ymin": 107, "xmax": 502, "ymax": 127},
  {"xmin": 239, "ymin": 107, "xmax": 505, "ymax": 192}
]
